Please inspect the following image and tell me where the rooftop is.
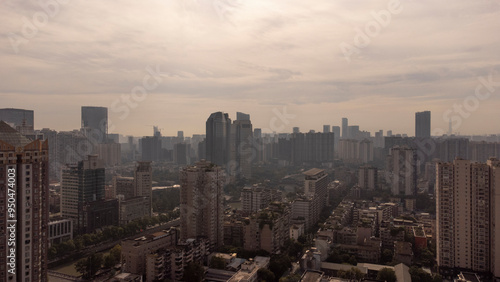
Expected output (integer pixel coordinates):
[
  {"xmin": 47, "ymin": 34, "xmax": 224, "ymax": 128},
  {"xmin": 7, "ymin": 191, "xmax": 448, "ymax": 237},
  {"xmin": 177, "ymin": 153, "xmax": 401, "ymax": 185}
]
[
  {"xmin": 303, "ymin": 168, "xmax": 325, "ymax": 177},
  {"xmin": 301, "ymin": 270, "xmax": 324, "ymax": 282},
  {"xmin": 0, "ymin": 120, "xmax": 31, "ymax": 147}
]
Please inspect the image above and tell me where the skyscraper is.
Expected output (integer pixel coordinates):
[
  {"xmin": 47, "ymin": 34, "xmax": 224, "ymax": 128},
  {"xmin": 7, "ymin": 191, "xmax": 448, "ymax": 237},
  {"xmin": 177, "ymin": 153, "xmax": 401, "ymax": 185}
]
[
  {"xmin": 206, "ymin": 112, "xmax": 231, "ymax": 167},
  {"xmin": 236, "ymin": 112, "xmax": 250, "ymax": 121},
  {"xmin": 0, "ymin": 108, "xmax": 34, "ymax": 128},
  {"xmin": 134, "ymin": 161, "xmax": 153, "ymax": 217},
  {"xmin": 81, "ymin": 106, "xmax": 108, "ymax": 144},
  {"xmin": 388, "ymin": 146, "xmax": 417, "ymax": 196},
  {"xmin": 62, "ymin": 155, "xmax": 106, "ymax": 233},
  {"xmin": 436, "ymin": 158, "xmax": 500, "ymax": 279},
  {"xmin": 342, "ymin": 118, "xmax": 348, "ymax": 139},
  {"xmin": 180, "ymin": 160, "xmax": 225, "ymax": 250},
  {"xmin": 323, "ymin": 125, "xmax": 330, "ymax": 133},
  {"xmin": 0, "ymin": 121, "xmax": 49, "ymax": 281},
  {"xmin": 177, "ymin": 131, "xmax": 184, "ymax": 141},
  {"xmin": 140, "ymin": 136, "xmax": 161, "ymax": 162},
  {"xmin": 415, "ymin": 111, "xmax": 431, "ymax": 138},
  {"xmin": 332, "ymin": 126, "xmax": 341, "ymax": 153},
  {"xmin": 232, "ymin": 113, "xmax": 253, "ymax": 179},
  {"xmin": 303, "ymin": 168, "xmax": 329, "ymax": 209}
]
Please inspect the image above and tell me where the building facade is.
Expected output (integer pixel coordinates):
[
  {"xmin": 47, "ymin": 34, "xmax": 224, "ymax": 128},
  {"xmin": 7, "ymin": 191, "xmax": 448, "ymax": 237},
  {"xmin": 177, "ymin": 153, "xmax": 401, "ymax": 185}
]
[
  {"xmin": 0, "ymin": 121, "xmax": 49, "ymax": 281},
  {"xmin": 61, "ymin": 155, "xmax": 106, "ymax": 234},
  {"xmin": 436, "ymin": 158, "xmax": 500, "ymax": 279},
  {"xmin": 415, "ymin": 111, "xmax": 431, "ymax": 138},
  {"xmin": 180, "ymin": 160, "xmax": 225, "ymax": 250},
  {"xmin": 206, "ymin": 112, "xmax": 231, "ymax": 167},
  {"xmin": 0, "ymin": 108, "xmax": 34, "ymax": 128},
  {"xmin": 388, "ymin": 146, "xmax": 417, "ymax": 196}
]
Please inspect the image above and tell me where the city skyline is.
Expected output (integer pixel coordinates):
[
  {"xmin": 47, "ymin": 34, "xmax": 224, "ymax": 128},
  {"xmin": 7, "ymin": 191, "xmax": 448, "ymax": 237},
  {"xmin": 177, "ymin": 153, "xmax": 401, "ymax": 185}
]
[
  {"xmin": 2, "ymin": 1, "xmax": 500, "ymax": 136},
  {"xmin": 1, "ymin": 105, "xmax": 500, "ymax": 138}
]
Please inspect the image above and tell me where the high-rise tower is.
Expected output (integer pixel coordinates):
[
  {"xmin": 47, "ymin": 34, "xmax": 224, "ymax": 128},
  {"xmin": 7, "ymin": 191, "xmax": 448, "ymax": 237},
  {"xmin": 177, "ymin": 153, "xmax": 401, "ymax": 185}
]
[
  {"xmin": 0, "ymin": 121, "xmax": 49, "ymax": 281},
  {"xmin": 415, "ymin": 111, "xmax": 431, "ymax": 138},
  {"xmin": 342, "ymin": 118, "xmax": 348, "ymax": 139},
  {"xmin": 81, "ymin": 106, "xmax": 108, "ymax": 144},
  {"xmin": 180, "ymin": 160, "xmax": 225, "ymax": 250},
  {"xmin": 206, "ymin": 112, "xmax": 231, "ymax": 167},
  {"xmin": 436, "ymin": 158, "xmax": 500, "ymax": 279}
]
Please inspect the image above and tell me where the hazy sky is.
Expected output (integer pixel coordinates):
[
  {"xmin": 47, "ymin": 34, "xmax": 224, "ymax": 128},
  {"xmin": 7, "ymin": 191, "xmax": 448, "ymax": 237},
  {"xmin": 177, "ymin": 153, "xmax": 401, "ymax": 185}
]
[{"xmin": 1, "ymin": 0, "xmax": 499, "ymax": 137}]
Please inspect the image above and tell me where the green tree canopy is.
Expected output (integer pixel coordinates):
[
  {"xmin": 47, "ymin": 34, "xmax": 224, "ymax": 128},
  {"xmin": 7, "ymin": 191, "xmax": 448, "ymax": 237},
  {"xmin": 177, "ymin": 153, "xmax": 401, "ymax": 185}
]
[
  {"xmin": 183, "ymin": 262, "xmax": 205, "ymax": 282},
  {"xmin": 209, "ymin": 256, "xmax": 226, "ymax": 270},
  {"xmin": 75, "ymin": 253, "xmax": 103, "ymax": 280},
  {"xmin": 257, "ymin": 268, "xmax": 276, "ymax": 282},
  {"xmin": 377, "ymin": 267, "xmax": 397, "ymax": 282}
]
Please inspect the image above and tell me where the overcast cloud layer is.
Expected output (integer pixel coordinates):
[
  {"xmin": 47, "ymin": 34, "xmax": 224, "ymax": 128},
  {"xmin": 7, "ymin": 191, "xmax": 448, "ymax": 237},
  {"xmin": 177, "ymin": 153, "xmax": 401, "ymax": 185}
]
[{"xmin": 1, "ymin": 0, "xmax": 500, "ymax": 136}]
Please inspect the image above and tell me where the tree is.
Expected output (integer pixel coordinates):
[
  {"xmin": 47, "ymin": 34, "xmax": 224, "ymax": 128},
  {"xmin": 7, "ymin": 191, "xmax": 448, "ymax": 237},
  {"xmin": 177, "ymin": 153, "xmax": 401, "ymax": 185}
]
[
  {"xmin": 109, "ymin": 244, "xmax": 122, "ymax": 263},
  {"xmin": 183, "ymin": 262, "xmax": 205, "ymax": 282},
  {"xmin": 75, "ymin": 253, "xmax": 103, "ymax": 280},
  {"xmin": 338, "ymin": 267, "xmax": 365, "ymax": 281},
  {"xmin": 103, "ymin": 244, "xmax": 122, "ymax": 268},
  {"xmin": 269, "ymin": 254, "xmax": 292, "ymax": 280},
  {"xmin": 279, "ymin": 274, "xmax": 301, "ymax": 282},
  {"xmin": 381, "ymin": 249, "xmax": 394, "ymax": 264},
  {"xmin": 283, "ymin": 239, "xmax": 304, "ymax": 260},
  {"xmin": 48, "ymin": 246, "xmax": 57, "ymax": 260},
  {"xmin": 409, "ymin": 266, "xmax": 441, "ymax": 282},
  {"xmin": 209, "ymin": 256, "xmax": 226, "ymax": 270},
  {"xmin": 377, "ymin": 268, "xmax": 397, "ymax": 282},
  {"xmin": 103, "ymin": 255, "xmax": 115, "ymax": 269},
  {"xmin": 257, "ymin": 268, "xmax": 276, "ymax": 282}
]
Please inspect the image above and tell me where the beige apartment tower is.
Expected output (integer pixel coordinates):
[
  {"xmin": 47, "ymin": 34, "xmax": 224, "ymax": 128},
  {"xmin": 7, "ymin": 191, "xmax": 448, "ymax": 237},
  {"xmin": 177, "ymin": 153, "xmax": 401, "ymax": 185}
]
[
  {"xmin": 436, "ymin": 158, "xmax": 500, "ymax": 279},
  {"xmin": 180, "ymin": 160, "xmax": 225, "ymax": 250},
  {"xmin": 0, "ymin": 121, "xmax": 49, "ymax": 282}
]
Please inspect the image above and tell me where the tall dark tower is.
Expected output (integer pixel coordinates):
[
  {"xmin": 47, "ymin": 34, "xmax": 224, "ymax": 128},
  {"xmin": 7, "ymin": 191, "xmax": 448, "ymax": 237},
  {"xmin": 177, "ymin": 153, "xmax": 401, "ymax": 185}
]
[
  {"xmin": 342, "ymin": 117, "xmax": 348, "ymax": 139},
  {"xmin": 81, "ymin": 106, "xmax": 108, "ymax": 144},
  {"xmin": 415, "ymin": 111, "xmax": 431, "ymax": 138},
  {"xmin": 206, "ymin": 112, "xmax": 231, "ymax": 166},
  {"xmin": 0, "ymin": 108, "xmax": 34, "ymax": 128}
]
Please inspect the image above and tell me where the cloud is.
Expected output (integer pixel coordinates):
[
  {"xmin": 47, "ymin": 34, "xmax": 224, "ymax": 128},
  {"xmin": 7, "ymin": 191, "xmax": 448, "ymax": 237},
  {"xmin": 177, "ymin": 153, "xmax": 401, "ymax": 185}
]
[{"xmin": 1, "ymin": 0, "xmax": 500, "ymax": 135}]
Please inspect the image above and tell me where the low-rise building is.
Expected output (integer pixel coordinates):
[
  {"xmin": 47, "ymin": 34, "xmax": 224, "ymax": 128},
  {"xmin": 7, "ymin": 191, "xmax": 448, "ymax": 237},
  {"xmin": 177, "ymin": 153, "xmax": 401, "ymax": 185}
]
[
  {"xmin": 290, "ymin": 224, "xmax": 305, "ymax": 240},
  {"xmin": 393, "ymin": 241, "xmax": 413, "ymax": 266},
  {"xmin": 145, "ymin": 238, "xmax": 209, "ymax": 282},
  {"xmin": 244, "ymin": 203, "xmax": 290, "ymax": 254},
  {"xmin": 228, "ymin": 256, "xmax": 270, "ymax": 282},
  {"xmin": 48, "ymin": 219, "xmax": 73, "ymax": 247},
  {"xmin": 118, "ymin": 196, "xmax": 150, "ymax": 225},
  {"xmin": 122, "ymin": 228, "xmax": 178, "ymax": 276}
]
